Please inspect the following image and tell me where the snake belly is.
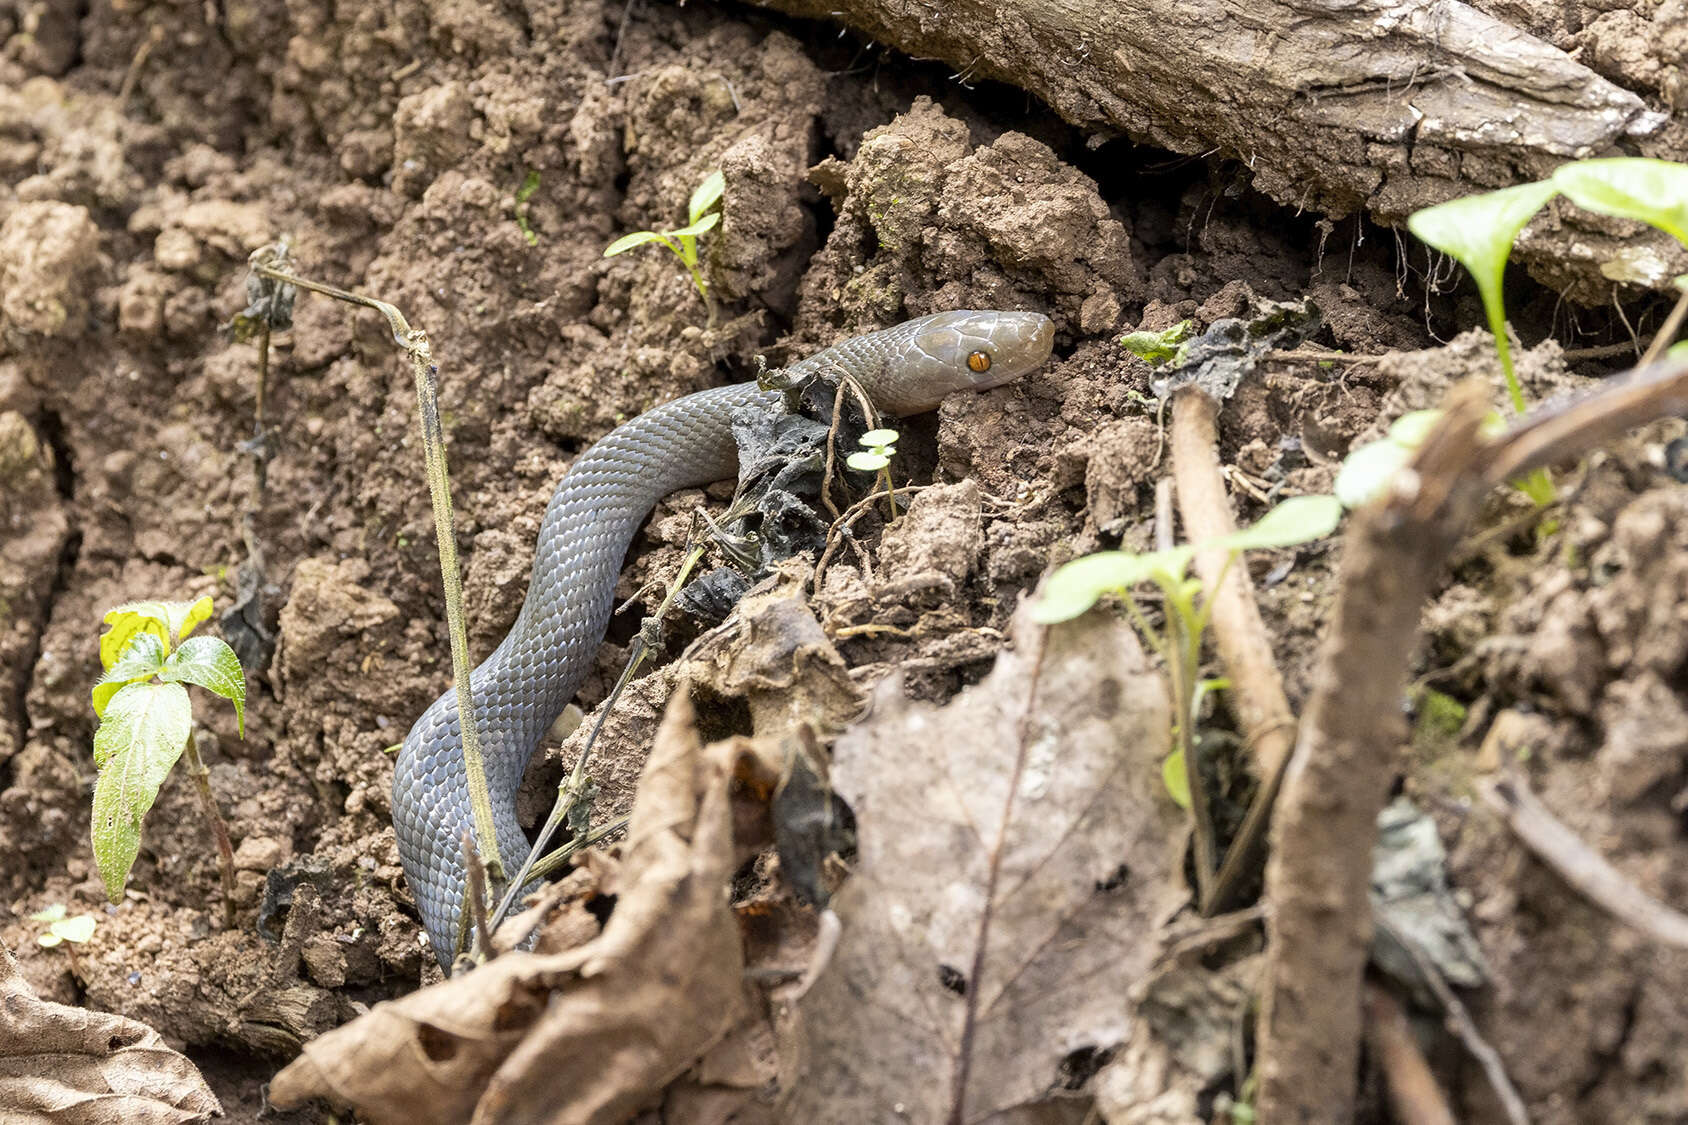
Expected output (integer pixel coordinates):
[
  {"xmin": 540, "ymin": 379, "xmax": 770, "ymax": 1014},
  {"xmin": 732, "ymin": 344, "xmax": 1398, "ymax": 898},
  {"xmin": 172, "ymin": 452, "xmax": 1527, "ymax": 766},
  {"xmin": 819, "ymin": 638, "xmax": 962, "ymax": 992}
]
[{"xmin": 392, "ymin": 310, "xmax": 1054, "ymax": 967}]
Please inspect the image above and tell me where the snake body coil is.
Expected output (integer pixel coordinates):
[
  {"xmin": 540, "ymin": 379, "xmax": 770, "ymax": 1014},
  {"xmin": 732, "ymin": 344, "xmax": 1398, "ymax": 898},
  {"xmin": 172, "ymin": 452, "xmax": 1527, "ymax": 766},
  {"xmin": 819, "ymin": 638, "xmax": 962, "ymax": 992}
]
[{"xmin": 393, "ymin": 310, "xmax": 1054, "ymax": 966}]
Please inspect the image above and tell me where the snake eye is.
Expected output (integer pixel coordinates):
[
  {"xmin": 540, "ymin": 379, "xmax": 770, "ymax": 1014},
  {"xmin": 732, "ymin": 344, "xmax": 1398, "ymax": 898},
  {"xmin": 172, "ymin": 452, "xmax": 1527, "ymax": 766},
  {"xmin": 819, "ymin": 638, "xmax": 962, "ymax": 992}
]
[{"xmin": 967, "ymin": 350, "xmax": 992, "ymax": 373}]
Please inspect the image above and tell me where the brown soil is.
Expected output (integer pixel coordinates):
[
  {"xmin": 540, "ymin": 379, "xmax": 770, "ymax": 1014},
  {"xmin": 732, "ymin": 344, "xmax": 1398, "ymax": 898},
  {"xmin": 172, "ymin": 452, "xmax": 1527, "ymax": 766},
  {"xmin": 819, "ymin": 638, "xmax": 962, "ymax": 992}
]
[{"xmin": 0, "ymin": 1, "xmax": 1684, "ymax": 1122}]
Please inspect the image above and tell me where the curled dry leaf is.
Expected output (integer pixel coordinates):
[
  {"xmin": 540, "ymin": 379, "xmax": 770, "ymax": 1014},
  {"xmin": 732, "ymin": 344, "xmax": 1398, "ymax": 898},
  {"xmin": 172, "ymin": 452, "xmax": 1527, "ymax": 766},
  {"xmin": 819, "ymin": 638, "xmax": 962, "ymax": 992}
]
[
  {"xmin": 271, "ymin": 689, "xmax": 754, "ymax": 1125},
  {"xmin": 0, "ymin": 940, "xmax": 220, "ymax": 1124},
  {"xmin": 782, "ymin": 607, "xmax": 1188, "ymax": 1122}
]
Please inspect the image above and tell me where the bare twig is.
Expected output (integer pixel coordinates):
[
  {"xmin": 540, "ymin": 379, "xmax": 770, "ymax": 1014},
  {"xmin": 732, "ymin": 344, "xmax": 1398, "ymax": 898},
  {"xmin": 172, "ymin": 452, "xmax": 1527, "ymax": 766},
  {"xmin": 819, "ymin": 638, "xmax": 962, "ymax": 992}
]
[
  {"xmin": 1168, "ymin": 387, "xmax": 1300, "ymax": 915},
  {"xmin": 1257, "ymin": 380, "xmax": 1493, "ymax": 1123},
  {"xmin": 1365, "ymin": 983, "xmax": 1456, "ymax": 1125},
  {"xmin": 248, "ymin": 254, "xmax": 504, "ymax": 916},
  {"xmin": 458, "ymin": 832, "xmax": 493, "ymax": 971},
  {"xmin": 1376, "ymin": 915, "xmax": 1529, "ymax": 1125},
  {"xmin": 1481, "ymin": 773, "xmax": 1688, "ymax": 948},
  {"xmin": 1257, "ymin": 352, "xmax": 1688, "ymax": 1120}
]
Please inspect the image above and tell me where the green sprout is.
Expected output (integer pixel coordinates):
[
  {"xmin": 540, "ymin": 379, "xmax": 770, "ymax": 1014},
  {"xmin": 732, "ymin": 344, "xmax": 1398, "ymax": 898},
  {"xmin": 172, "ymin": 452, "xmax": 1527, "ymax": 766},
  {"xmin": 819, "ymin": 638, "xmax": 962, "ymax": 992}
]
[
  {"xmin": 30, "ymin": 903, "xmax": 97, "ymax": 948},
  {"xmin": 1334, "ymin": 409, "xmax": 1509, "ymax": 510},
  {"xmin": 847, "ymin": 428, "xmax": 901, "ymax": 521},
  {"xmin": 514, "ymin": 170, "xmax": 542, "ymax": 246},
  {"xmin": 604, "ymin": 170, "xmax": 725, "ymax": 325},
  {"xmin": 1119, "ymin": 319, "xmax": 1194, "ymax": 366},
  {"xmin": 1408, "ymin": 181, "xmax": 1560, "ymax": 415},
  {"xmin": 1033, "ymin": 495, "xmax": 1342, "ymax": 893},
  {"xmin": 91, "ymin": 597, "xmax": 246, "ymax": 921},
  {"xmin": 1553, "ymin": 158, "xmax": 1688, "ymax": 247}
]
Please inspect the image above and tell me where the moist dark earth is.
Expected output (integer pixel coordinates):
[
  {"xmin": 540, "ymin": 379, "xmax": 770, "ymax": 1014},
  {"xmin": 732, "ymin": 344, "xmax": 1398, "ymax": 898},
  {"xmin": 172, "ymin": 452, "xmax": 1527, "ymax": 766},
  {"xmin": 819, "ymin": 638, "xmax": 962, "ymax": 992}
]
[{"xmin": 0, "ymin": 0, "xmax": 1686, "ymax": 1121}]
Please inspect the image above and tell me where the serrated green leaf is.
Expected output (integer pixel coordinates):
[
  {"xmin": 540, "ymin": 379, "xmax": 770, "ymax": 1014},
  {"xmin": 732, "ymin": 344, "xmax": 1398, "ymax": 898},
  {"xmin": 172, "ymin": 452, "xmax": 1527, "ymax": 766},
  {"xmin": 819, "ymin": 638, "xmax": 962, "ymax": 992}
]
[
  {"xmin": 603, "ymin": 230, "xmax": 676, "ymax": 257},
  {"xmin": 92, "ymin": 632, "xmax": 168, "ymax": 717},
  {"xmin": 1214, "ymin": 495, "xmax": 1343, "ymax": 552},
  {"xmin": 846, "ymin": 451, "xmax": 889, "ymax": 472},
  {"xmin": 160, "ymin": 635, "xmax": 247, "ymax": 736},
  {"xmin": 100, "ymin": 596, "xmax": 213, "ymax": 669},
  {"xmin": 689, "ymin": 170, "xmax": 725, "ymax": 224},
  {"xmin": 91, "ymin": 681, "xmax": 192, "ymax": 903},
  {"xmin": 1553, "ymin": 158, "xmax": 1688, "ymax": 247},
  {"xmin": 1161, "ymin": 749, "xmax": 1191, "ymax": 810},
  {"xmin": 665, "ymin": 211, "xmax": 720, "ymax": 240}
]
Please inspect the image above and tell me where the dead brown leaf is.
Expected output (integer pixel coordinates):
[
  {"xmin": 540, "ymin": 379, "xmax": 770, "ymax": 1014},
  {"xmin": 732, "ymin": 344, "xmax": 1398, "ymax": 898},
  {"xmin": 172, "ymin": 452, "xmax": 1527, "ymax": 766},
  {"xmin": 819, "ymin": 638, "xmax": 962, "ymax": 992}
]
[
  {"xmin": 271, "ymin": 688, "xmax": 754, "ymax": 1125},
  {"xmin": 781, "ymin": 608, "xmax": 1187, "ymax": 1122},
  {"xmin": 0, "ymin": 940, "xmax": 220, "ymax": 1124}
]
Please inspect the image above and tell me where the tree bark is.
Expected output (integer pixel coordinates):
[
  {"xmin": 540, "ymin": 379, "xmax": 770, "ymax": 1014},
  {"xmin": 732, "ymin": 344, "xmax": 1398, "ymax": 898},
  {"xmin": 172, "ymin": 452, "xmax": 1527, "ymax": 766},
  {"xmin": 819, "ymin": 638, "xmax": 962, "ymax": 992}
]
[{"xmin": 744, "ymin": 0, "xmax": 1681, "ymax": 294}]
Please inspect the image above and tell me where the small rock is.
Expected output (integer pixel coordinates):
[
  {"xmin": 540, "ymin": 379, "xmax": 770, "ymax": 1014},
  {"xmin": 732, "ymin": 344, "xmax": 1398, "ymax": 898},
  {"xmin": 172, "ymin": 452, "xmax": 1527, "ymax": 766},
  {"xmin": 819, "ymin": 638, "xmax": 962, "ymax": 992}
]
[{"xmin": 232, "ymin": 835, "xmax": 289, "ymax": 872}]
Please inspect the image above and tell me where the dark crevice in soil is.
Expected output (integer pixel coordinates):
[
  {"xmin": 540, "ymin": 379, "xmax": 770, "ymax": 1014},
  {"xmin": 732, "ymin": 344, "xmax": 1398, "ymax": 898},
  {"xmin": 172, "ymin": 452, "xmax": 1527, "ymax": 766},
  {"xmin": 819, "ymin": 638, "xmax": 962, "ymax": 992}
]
[{"xmin": 15, "ymin": 409, "xmax": 83, "ymax": 753}]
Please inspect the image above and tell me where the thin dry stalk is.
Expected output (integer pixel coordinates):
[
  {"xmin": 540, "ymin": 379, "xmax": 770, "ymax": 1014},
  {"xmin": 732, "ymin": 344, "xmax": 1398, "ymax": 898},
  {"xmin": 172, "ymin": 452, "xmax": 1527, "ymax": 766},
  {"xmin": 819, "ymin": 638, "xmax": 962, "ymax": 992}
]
[
  {"xmin": 1365, "ymin": 983, "xmax": 1457, "ymax": 1125},
  {"xmin": 1168, "ymin": 388, "xmax": 1300, "ymax": 914},
  {"xmin": 1481, "ymin": 774, "xmax": 1688, "ymax": 947}
]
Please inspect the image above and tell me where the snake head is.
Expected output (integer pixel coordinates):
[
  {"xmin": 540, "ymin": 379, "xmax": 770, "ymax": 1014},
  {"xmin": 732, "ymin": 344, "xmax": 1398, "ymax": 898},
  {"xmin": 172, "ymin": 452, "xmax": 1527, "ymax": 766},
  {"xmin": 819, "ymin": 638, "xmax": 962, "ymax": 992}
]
[{"xmin": 877, "ymin": 310, "xmax": 1055, "ymax": 414}]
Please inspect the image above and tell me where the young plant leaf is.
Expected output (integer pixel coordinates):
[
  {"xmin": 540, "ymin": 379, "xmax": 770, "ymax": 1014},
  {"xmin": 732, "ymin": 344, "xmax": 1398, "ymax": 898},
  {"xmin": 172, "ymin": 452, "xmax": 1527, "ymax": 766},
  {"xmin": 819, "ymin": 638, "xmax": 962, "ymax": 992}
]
[
  {"xmin": 603, "ymin": 230, "xmax": 678, "ymax": 257},
  {"xmin": 29, "ymin": 904, "xmax": 67, "ymax": 923},
  {"xmin": 1335, "ymin": 438, "xmax": 1413, "ymax": 509},
  {"xmin": 99, "ymin": 596, "xmax": 213, "ymax": 669},
  {"xmin": 1407, "ymin": 180, "xmax": 1560, "ymax": 412},
  {"xmin": 688, "ymin": 170, "xmax": 726, "ymax": 225},
  {"xmin": 159, "ymin": 635, "xmax": 247, "ymax": 736},
  {"xmin": 664, "ymin": 211, "xmax": 721, "ymax": 241},
  {"xmin": 1161, "ymin": 748, "xmax": 1192, "ymax": 810},
  {"xmin": 1553, "ymin": 158, "xmax": 1688, "ymax": 246},
  {"xmin": 1119, "ymin": 320, "xmax": 1194, "ymax": 366},
  {"xmin": 1032, "ymin": 547, "xmax": 1195, "ymax": 625},
  {"xmin": 39, "ymin": 914, "xmax": 96, "ymax": 946},
  {"xmin": 846, "ymin": 451, "xmax": 889, "ymax": 472},
  {"xmin": 1213, "ymin": 494, "xmax": 1343, "ymax": 552},
  {"xmin": 92, "ymin": 632, "xmax": 168, "ymax": 718},
  {"xmin": 860, "ymin": 428, "xmax": 900, "ymax": 447},
  {"xmin": 91, "ymin": 681, "xmax": 193, "ymax": 902}
]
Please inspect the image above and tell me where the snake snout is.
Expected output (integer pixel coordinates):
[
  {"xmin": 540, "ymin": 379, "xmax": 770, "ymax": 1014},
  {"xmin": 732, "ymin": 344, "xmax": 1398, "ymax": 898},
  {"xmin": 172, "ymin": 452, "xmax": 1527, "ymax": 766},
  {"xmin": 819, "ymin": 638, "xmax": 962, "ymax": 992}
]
[{"xmin": 887, "ymin": 310, "xmax": 1055, "ymax": 413}]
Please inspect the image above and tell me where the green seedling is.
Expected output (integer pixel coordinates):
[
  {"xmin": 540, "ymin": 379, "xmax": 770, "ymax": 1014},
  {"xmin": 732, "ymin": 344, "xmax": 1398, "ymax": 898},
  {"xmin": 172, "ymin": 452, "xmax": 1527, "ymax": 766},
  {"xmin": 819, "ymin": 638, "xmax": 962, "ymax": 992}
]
[
  {"xmin": 514, "ymin": 170, "xmax": 542, "ymax": 246},
  {"xmin": 1119, "ymin": 320, "xmax": 1194, "ymax": 366},
  {"xmin": 847, "ymin": 428, "xmax": 901, "ymax": 521},
  {"xmin": 604, "ymin": 170, "xmax": 725, "ymax": 324},
  {"xmin": 1553, "ymin": 158, "xmax": 1688, "ymax": 247},
  {"xmin": 1407, "ymin": 180, "xmax": 1559, "ymax": 415},
  {"xmin": 30, "ymin": 903, "xmax": 96, "ymax": 948},
  {"xmin": 1335, "ymin": 408, "xmax": 1508, "ymax": 510},
  {"xmin": 1034, "ymin": 495, "xmax": 1342, "ymax": 892},
  {"xmin": 91, "ymin": 597, "xmax": 245, "ymax": 921}
]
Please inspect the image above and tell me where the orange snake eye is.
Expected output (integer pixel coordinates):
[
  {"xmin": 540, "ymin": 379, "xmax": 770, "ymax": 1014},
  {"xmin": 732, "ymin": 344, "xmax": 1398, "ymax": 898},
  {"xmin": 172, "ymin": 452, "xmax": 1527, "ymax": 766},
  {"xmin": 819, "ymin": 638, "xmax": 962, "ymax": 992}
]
[{"xmin": 967, "ymin": 350, "xmax": 992, "ymax": 373}]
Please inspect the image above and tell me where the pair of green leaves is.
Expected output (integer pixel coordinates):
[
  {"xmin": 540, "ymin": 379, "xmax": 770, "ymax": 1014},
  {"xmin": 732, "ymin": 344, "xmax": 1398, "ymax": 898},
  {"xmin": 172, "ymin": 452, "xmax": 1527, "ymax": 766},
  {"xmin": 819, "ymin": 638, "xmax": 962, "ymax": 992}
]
[
  {"xmin": 1032, "ymin": 494, "xmax": 1344, "ymax": 625},
  {"xmin": 90, "ymin": 598, "xmax": 246, "ymax": 904},
  {"xmin": 602, "ymin": 170, "xmax": 726, "ymax": 298},
  {"xmin": 1407, "ymin": 158, "xmax": 1688, "ymax": 413}
]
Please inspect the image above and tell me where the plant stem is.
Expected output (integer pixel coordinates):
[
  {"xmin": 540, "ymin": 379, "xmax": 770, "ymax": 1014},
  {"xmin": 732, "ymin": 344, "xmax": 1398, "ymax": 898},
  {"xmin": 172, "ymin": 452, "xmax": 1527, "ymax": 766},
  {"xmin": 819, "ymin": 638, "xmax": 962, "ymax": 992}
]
[
  {"xmin": 182, "ymin": 730, "xmax": 237, "ymax": 929},
  {"xmin": 880, "ymin": 465, "xmax": 896, "ymax": 521},
  {"xmin": 249, "ymin": 257, "xmax": 504, "ymax": 906}
]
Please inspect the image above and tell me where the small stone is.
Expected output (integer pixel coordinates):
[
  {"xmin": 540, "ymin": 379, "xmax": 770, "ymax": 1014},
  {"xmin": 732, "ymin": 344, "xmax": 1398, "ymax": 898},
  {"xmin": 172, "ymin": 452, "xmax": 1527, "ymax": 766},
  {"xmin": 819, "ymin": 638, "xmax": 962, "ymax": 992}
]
[{"xmin": 232, "ymin": 835, "xmax": 288, "ymax": 872}]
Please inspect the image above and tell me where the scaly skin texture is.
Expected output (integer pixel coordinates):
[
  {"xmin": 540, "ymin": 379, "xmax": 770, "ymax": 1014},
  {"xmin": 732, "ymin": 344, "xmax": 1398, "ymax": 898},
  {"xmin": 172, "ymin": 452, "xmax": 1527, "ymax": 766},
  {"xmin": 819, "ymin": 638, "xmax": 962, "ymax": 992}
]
[{"xmin": 393, "ymin": 310, "xmax": 1055, "ymax": 968}]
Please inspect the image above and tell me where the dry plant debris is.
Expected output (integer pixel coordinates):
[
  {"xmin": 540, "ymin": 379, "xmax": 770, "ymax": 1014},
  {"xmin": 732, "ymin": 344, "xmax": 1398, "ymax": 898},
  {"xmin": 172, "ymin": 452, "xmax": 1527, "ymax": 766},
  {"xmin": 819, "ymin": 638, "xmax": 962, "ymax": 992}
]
[
  {"xmin": 781, "ymin": 608, "xmax": 1186, "ymax": 1121},
  {"xmin": 0, "ymin": 941, "xmax": 219, "ymax": 1124},
  {"xmin": 270, "ymin": 689, "xmax": 758, "ymax": 1125}
]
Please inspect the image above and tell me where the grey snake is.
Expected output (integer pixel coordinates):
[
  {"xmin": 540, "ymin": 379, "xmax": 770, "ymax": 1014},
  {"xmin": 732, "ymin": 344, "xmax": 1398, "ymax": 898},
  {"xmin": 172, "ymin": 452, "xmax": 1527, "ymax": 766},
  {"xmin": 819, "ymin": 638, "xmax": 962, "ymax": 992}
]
[{"xmin": 392, "ymin": 310, "xmax": 1055, "ymax": 968}]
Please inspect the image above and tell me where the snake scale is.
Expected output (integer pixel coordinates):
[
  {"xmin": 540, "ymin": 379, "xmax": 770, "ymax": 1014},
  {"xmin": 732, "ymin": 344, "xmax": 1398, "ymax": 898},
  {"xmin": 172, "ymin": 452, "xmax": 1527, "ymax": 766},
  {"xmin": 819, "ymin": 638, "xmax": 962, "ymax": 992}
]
[{"xmin": 393, "ymin": 310, "xmax": 1055, "ymax": 968}]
